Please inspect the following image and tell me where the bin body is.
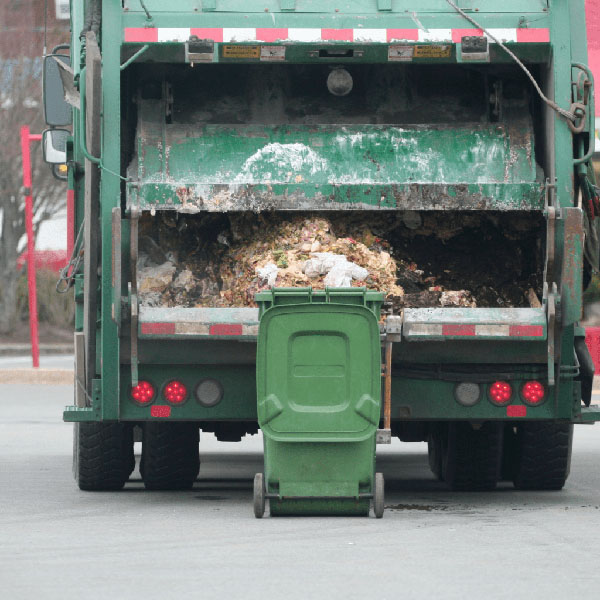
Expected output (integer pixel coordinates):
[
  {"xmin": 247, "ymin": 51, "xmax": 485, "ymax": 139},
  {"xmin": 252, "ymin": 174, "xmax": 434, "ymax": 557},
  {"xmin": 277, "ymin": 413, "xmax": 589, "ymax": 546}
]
[{"xmin": 256, "ymin": 289, "xmax": 383, "ymax": 515}]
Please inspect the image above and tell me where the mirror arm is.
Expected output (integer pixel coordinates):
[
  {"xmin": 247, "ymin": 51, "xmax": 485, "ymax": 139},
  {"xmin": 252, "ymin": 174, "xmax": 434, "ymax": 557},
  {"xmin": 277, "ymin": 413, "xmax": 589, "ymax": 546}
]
[{"xmin": 51, "ymin": 44, "xmax": 70, "ymax": 55}]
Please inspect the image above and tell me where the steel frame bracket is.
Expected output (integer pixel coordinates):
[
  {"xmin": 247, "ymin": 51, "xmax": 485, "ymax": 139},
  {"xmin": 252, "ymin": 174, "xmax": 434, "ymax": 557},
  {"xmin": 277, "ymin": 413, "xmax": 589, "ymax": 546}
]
[
  {"xmin": 111, "ymin": 207, "xmax": 122, "ymax": 330},
  {"xmin": 545, "ymin": 282, "xmax": 559, "ymax": 387},
  {"xmin": 129, "ymin": 207, "xmax": 140, "ymax": 386},
  {"xmin": 377, "ymin": 316, "xmax": 402, "ymax": 444}
]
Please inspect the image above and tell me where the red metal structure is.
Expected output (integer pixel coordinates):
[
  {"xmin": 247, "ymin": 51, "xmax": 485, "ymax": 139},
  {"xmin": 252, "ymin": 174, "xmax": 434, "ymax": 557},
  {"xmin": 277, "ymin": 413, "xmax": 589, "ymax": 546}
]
[
  {"xmin": 20, "ymin": 125, "xmax": 42, "ymax": 368},
  {"xmin": 16, "ymin": 249, "xmax": 68, "ymax": 273},
  {"xmin": 588, "ymin": 0, "xmax": 600, "ymax": 148}
]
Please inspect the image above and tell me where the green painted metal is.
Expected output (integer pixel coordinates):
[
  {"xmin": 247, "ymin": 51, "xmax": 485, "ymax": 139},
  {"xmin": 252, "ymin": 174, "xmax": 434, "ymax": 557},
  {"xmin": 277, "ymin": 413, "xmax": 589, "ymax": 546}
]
[
  {"xmin": 390, "ymin": 376, "xmax": 573, "ymax": 421},
  {"xmin": 123, "ymin": 0, "xmax": 549, "ymax": 14},
  {"xmin": 256, "ymin": 289, "xmax": 382, "ymax": 514},
  {"xmin": 575, "ymin": 405, "xmax": 600, "ymax": 423},
  {"xmin": 100, "ymin": 1, "xmax": 122, "ymax": 421},
  {"xmin": 130, "ymin": 123, "xmax": 541, "ymax": 212},
  {"xmin": 67, "ymin": 362, "xmax": 578, "ymax": 423},
  {"xmin": 63, "ymin": 406, "xmax": 97, "ymax": 422},
  {"xmin": 124, "ymin": 42, "xmax": 549, "ymax": 66},
  {"xmin": 118, "ymin": 364, "xmax": 257, "ymax": 421},
  {"xmin": 61, "ymin": 0, "xmax": 598, "ymax": 433}
]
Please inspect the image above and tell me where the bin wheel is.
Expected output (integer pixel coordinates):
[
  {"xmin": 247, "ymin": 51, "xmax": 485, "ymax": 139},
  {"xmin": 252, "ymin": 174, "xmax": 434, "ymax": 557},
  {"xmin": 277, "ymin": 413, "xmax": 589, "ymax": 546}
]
[
  {"xmin": 373, "ymin": 472, "xmax": 385, "ymax": 518},
  {"xmin": 253, "ymin": 473, "xmax": 266, "ymax": 518}
]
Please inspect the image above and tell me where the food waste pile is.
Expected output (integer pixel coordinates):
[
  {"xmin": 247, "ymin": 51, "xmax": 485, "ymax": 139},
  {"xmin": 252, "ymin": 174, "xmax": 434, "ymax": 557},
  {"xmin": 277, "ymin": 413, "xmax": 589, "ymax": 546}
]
[{"xmin": 137, "ymin": 212, "xmax": 543, "ymax": 311}]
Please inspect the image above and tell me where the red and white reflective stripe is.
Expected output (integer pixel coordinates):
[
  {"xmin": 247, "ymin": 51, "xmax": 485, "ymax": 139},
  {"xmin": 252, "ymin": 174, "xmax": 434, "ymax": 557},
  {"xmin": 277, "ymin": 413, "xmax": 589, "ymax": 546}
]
[
  {"xmin": 406, "ymin": 324, "xmax": 544, "ymax": 337},
  {"xmin": 124, "ymin": 27, "xmax": 550, "ymax": 44},
  {"xmin": 140, "ymin": 322, "xmax": 259, "ymax": 336}
]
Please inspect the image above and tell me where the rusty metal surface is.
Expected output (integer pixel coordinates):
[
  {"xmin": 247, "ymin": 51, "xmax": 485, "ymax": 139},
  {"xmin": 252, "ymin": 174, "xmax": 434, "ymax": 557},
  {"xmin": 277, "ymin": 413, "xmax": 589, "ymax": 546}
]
[
  {"xmin": 403, "ymin": 307, "xmax": 547, "ymax": 325},
  {"xmin": 560, "ymin": 207, "xmax": 584, "ymax": 326}
]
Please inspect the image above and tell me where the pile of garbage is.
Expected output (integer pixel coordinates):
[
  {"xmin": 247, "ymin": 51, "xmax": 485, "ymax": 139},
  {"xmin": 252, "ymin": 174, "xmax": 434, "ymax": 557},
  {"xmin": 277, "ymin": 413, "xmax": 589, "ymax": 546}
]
[{"xmin": 137, "ymin": 212, "xmax": 541, "ymax": 310}]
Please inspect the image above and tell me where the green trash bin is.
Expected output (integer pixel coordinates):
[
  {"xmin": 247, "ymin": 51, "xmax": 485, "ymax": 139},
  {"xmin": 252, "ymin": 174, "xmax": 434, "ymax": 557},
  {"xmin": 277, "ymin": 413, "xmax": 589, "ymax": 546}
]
[{"xmin": 254, "ymin": 288, "xmax": 385, "ymax": 517}]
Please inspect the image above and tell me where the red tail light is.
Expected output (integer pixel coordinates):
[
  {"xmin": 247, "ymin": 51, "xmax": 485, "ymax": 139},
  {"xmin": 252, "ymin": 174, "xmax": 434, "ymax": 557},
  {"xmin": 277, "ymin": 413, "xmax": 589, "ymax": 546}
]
[
  {"xmin": 131, "ymin": 381, "xmax": 155, "ymax": 405},
  {"xmin": 522, "ymin": 381, "xmax": 545, "ymax": 405},
  {"xmin": 164, "ymin": 380, "xmax": 187, "ymax": 405},
  {"xmin": 489, "ymin": 381, "xmax": 512, "ymax": 406}
]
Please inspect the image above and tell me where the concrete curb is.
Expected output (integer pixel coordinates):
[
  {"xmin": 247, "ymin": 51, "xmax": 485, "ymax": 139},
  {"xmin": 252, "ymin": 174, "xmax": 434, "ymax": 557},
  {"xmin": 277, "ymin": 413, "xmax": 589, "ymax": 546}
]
[
  {"xmin": 0, "ymin": 369, "xmax": 73, "ymax": 385},
  {"xmin": 0, "ymin": 344, "xmax": 73, "ymax": 357}
]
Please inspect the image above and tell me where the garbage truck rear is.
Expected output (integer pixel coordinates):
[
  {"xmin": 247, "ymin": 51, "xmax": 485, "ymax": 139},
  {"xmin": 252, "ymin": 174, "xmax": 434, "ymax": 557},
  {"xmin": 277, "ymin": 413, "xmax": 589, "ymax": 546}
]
[{"xmin": 42, "ymin": 0, "xmax": 600, "ymax": 511}]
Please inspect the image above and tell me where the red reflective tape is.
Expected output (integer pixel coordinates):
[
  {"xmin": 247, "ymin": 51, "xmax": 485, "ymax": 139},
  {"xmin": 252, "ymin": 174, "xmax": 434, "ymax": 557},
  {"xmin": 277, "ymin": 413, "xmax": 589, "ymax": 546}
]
[
  {"xmin": 387, "ymin": 29, "xmax": 419, "ymax": 42},
  {"xmin": 509, "ymin": 325, "xmax": 544, "ymax": 337},
  {"xmin": 442, "ymin": 324, "xmax": 476, "ymax": 336},
  {"xmin": 256, "ymin": 28, "xmax": 288, "ymax": 42},
  {"xmin": 516, "ymin": 28, "xmax": 550, "ymax": 43},
  {"xmin": 151, "ymin": 405, "xmax": 171, "ymax": 418},
  {"xmin": 507, "ymin": 405, "xmax": 527, "ymax": 417},
  {"xmin": 321, "ymin": 28, "xmax": 353, "ymax": 41},
  {"xmin": 124, "ymin": 28, "xmax": 159, "ymax": 43},
  {"xmin": 141, "ymin": 322, "xmax": 176, "ymax": 335},
  {"xmin": 452, "ymin": 28, "xmax": 484, "ymax": 43},
  {"xmin": 190, "ymin": 28, "xmax": 224, "ymax": 42},
  {"xmin": 209, "ymin": 323, "xmax": 243, "ymax": 336}
]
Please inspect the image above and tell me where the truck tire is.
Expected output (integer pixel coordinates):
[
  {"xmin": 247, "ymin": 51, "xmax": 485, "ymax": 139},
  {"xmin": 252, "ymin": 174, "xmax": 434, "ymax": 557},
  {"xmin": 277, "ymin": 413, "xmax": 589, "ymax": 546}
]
[
  {"xmin": 500, "ymin": 425, "xmax": 518, "ymax": 481},
  {"xmin": 442, "ymin": 422, "xmax": 503, "ymax": 491},
  {"xmin": 512, "ymin": 423, "xmax": 573, "ymax": 490},
  {"xmin": 427, "ymin": 424, "xmax": 445, "ymax": 481},
  {"xmin": 73, "ymin": 422, "xmax": 135, "ymax": 491},
  {"xmin": 140, "ymin": 423, "xmax": 200, "ymax": 490}
]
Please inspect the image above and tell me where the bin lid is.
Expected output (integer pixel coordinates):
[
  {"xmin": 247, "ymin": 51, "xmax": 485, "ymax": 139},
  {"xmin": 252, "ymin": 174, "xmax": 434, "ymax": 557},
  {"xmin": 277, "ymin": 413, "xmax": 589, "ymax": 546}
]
[{"xmin": 257, "ymin": 302, "xmax": 381, "ymax": 441}]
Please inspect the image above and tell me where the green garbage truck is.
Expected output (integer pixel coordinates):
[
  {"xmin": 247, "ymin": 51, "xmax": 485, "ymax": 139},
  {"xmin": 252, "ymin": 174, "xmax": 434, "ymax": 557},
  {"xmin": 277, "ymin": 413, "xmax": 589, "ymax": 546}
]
[{"xmin": 42, "ymin": 0, "xmax": 600, "ymax": 515}]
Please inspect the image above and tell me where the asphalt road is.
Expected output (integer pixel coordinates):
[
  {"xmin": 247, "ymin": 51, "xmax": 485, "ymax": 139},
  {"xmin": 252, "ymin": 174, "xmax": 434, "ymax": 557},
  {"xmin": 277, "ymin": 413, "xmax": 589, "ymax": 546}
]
[{"xmin": 1, "ymin": 384, "xmax": 600, "ymax": 600}]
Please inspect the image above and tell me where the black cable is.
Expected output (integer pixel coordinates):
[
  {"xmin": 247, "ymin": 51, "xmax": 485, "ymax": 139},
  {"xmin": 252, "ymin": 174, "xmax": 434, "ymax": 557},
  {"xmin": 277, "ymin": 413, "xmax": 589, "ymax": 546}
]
[{"xmin": 139, "ymin": 0, "xmax": 153, "ymax": 23}]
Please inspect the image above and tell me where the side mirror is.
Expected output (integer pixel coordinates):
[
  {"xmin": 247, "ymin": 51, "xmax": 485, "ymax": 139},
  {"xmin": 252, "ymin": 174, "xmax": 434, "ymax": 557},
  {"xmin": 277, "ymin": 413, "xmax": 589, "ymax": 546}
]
[
  {"xmin": 42, "ymin": 129, "xmax": 69, "ymax": 164},
  {"xmin": 43, "ymin": 54, "xmax": 72, "ymax": 126}
]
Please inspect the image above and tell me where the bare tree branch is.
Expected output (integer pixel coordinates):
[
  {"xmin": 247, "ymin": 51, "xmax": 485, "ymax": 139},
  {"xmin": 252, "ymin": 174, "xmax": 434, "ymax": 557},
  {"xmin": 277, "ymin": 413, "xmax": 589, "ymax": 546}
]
[{"xmin": 0, "ymin": 52, "xmax": 67, "ymax": 334}]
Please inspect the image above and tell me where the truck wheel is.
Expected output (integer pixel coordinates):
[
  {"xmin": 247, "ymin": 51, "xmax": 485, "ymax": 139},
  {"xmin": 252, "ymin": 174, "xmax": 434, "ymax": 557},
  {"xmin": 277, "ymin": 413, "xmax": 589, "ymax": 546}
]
[
  {"xmin": 427, "ymin": 424, "xmax": 445, "ymax": 481},
  {"xmin": 442, "ymin": 422, "xmax": 503, "ymax": 491},
  {"xmin": 500, "ymin": 425, "xmax": 518, "ymax": 481},
  {"xmin": 512, "ymin": 423, "xmax": 573, "ymax": 490},
  {"xmin": 140, "ymin": 423, "xmax": 200, "ymax": 490},
  {"xmin": 253, "ymin": 473, "xmax": 266, "ymax": 518},
  {"xmin": 73, "ymin": 422, "xmax": 135, "ymax": 491},
  {"xmin": 373, "ymin": 472, "xmax": 385, "ymax": 518}
]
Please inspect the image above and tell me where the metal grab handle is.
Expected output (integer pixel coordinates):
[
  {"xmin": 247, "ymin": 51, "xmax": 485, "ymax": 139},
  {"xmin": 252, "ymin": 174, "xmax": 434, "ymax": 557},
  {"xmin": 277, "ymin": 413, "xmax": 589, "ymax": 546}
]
[
  {"xmin": 383, "ymin": 341, "xmax": 392, "ymax": 431},
  {"xmin": 571, "ymin": 63, "xmax": 596, "ymax": 165}
]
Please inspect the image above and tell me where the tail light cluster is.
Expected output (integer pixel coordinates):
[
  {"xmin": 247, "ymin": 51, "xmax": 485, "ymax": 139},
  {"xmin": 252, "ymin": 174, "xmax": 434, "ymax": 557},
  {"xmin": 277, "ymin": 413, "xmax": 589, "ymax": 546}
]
[
  {"xmin": 163, "ymin": 381, "xmax": 187, "ymax": 405},
  {"xmin": 454, "ymin": 380, "xmax": 545, "ymax": 407},
  {"xmin": 131, "ymin": 378, "xmax": 224, "ymax": 408},
  {"xmin": 521, "ymin": 380, "xmax": 545, "ymax": 406},
  {"xmin": 131, "ymin": 381, "xmax": 155, "ymax": 405},
  {"xmin": 489, "ymin": 381, "xmax": 513, "ymax": 406}
]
